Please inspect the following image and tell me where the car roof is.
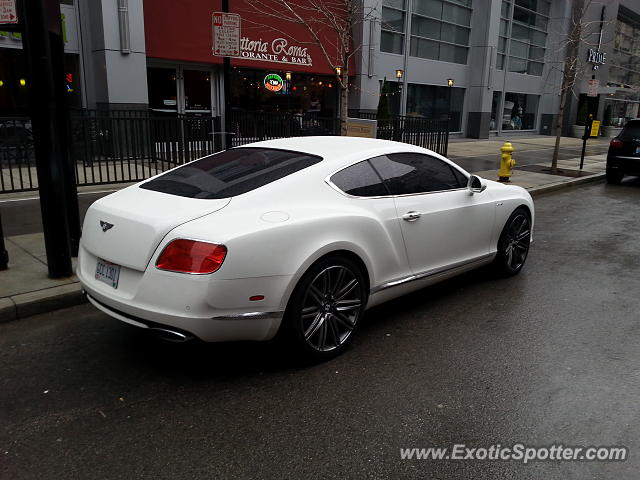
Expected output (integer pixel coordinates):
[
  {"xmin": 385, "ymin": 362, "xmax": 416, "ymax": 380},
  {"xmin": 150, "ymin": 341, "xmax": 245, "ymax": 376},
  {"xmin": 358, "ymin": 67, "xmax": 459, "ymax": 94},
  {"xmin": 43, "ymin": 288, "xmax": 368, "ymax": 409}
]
[{"xmin": 238, "ymin": 136, "xmax": 430, "ymax": 166}]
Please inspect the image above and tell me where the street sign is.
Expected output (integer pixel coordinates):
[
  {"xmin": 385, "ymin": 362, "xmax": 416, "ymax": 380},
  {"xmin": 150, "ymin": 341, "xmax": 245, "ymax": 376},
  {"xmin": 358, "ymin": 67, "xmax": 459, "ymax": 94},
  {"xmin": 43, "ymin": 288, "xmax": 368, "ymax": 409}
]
[
  {"xmin": 0, "ymin": 0, "xmax": 18, "ymax": 24},
  {"xmin": 212, "ymin": 12, "xmax": 240, "ymax": 57},
  {"xmin": 587, "ymin": 78, "xmax": 599, "ymax": 97},
  {"xmin": 590, "ymin": 120, "xmax": 601, "ymax": 137}
]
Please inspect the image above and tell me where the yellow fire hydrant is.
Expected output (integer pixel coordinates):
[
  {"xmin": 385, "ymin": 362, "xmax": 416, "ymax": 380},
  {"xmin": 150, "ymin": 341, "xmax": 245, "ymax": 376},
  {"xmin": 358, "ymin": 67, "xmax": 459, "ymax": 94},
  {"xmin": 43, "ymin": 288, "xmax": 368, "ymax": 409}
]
[{"xmin": 499, "ymin": 141, "xmax": 515, "ymax": 182}]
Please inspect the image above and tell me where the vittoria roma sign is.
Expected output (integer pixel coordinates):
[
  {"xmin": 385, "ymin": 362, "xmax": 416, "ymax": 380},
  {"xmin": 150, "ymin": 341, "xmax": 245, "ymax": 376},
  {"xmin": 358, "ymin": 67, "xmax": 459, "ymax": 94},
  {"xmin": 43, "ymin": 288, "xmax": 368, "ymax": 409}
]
[{"xmin": 239, "ymin": 37, "xmax": 312, "ymax": 66}]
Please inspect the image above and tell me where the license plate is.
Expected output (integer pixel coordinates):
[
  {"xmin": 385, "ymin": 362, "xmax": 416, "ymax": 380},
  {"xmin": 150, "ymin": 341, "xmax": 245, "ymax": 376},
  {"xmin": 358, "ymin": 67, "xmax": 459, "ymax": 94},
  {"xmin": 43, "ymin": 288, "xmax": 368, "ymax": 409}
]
[{"xmin": 95, "ymin": 258, "xmax": 120, "ymax": 289}]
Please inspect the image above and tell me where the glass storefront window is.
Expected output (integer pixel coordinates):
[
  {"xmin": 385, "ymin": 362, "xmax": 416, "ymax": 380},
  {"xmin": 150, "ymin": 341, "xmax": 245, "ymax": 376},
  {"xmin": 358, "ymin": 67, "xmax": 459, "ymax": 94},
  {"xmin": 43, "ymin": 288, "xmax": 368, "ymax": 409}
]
[
  {"xmin": 502, "ymin": 92, "xmax": 538, "ymax": 130},
  {"xmin": 183, "ymin": 70, "xmax": 211, "ymax": 113},
  {"xmin": 0, "ymin": 49, "xmax": 29, "ymax": 115},
  {"xmin": 490, "ymin": 91, "xmax": 501, "ymax": 130},
  {"xmin": 64, "ymin": 53, "xmax": 82, "ymax": 109},
  {"xmin": 604, "ymin": 96, "xmax": 640, "ymax": 128},
  {"xmin": 230, "ymin": 68, "xmax": 337, "ymax": 117},
  {"xmin": 406, "ymin": 83, "xmax": 465, "ymax": 132},
  {"xmin": 147, "ymin": 67, "xmax": 178, "ymax": 112}
]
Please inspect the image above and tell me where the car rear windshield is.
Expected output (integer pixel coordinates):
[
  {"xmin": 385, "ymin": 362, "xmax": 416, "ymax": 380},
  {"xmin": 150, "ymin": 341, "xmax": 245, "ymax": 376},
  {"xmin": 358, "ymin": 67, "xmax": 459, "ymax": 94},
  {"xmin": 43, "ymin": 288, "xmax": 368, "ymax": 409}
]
[
  {"xmin": 139, "ymin": 147, "xmax": 322, "ymax": 199},
  {"xmin": 620, "ymin": 121, "xmax": 640, "ymax": 141}
]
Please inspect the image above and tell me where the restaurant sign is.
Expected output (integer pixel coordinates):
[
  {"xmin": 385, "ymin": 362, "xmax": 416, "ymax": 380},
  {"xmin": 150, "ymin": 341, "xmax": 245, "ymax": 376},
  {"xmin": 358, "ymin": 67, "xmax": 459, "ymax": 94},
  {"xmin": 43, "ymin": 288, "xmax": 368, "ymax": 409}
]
[
  {"xmin": 264, "ymin": 73, "xmax": 284, "ymax": 92},
  {"xmin": 587, "ymin": 48, "xmax": 606, "ymax": 70}
]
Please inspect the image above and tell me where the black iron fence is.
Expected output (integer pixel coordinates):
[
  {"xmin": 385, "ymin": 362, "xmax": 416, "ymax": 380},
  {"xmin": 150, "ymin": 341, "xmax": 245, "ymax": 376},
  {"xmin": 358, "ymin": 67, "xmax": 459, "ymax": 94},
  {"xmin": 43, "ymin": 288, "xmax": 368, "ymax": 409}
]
[
  {"xmin": 230, "ymin": 110, "xmax": 339, "ymax": 145},
  {"xmin": 350, "ymin": 111, "xmax": 449, "ymax": 157},
  {"xmin": 1, "ymin": 110, "xmax": 449, "ymax": 193},
  {"xmin": 0, "ymin": 117, "xmax": 36, "ymax": 193}
]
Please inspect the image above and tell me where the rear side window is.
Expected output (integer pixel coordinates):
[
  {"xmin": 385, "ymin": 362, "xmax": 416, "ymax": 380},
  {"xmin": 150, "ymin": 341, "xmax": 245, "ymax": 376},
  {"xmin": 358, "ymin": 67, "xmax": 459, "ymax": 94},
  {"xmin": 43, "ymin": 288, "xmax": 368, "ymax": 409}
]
[
  {"xmin": 620, "ymin": 121, "xmax": 640, "ymax": 141},
  {"xmin": 330, "ymin": 161, "xmax": 389, "ymax": 197},
  {"xmin": 140, "ymin": 148, "xmax": 322, "ymax": 199},
  {"xmin": 370, "ymin": 153, "xmax": 465, "ymax": 195}
]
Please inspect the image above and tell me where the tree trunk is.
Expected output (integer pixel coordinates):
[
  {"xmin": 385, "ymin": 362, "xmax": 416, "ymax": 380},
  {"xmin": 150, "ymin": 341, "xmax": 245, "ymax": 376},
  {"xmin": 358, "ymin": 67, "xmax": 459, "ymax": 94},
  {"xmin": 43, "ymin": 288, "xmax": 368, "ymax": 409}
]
[
  {"xmin": 551, "ymin": 86, "xmax": 568, "ymax": 173},
  {"xmin": 340, "ymin": 71, "xmax": 349, "ymax": 136},
  {"xmin": 550, "ymin": 0, "xmax": 584, "ymax": 173}
]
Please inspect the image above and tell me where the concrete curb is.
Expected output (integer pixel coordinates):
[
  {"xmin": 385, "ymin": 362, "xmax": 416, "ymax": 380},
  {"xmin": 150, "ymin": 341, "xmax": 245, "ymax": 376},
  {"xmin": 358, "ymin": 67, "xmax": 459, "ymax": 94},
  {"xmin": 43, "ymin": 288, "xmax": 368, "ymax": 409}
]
[
  {"xmin": 0, "ymin": 172, "xmax": 607, "ymax": 324},
  {"xmin": 527, "ymin": 172, "xmax": 606, "ymax": 197},
  {"xmin": 0, "ymin": 282, "xmax": 85, "ymax": 323}
]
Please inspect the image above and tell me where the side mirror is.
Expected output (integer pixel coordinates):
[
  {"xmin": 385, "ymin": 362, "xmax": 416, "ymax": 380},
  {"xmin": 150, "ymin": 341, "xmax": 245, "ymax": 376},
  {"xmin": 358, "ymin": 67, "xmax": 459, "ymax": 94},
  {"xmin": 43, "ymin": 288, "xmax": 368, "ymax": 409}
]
[{"xmin": 468, "ymin": 174, "xmax": 487, "ymax": 194}]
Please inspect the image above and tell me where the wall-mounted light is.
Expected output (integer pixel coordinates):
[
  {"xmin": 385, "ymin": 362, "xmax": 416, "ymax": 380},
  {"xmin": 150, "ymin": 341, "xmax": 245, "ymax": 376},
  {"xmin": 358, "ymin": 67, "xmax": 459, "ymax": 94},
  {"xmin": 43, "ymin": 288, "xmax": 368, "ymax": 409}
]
[
  {"xmin": 285, "ymin": 71, "xmax": 292, "ymax": 81},
  {"xmin": 395, "ymin": 69, "xmax": 404, "ymax": 79},
  {"xmin": 447, "ymin": 78, "xmax": 455, "ymax": 87},
  {"xmin": 335, "ymin": 66, "xmax": 342, "ymax": 76},
  {"xmin": 19, "ymin": 78, "xmax": 26, "ymax": 87},
  {"xmin": 0, "ymin": 80, "xmax": 4, "ymax": 87}
]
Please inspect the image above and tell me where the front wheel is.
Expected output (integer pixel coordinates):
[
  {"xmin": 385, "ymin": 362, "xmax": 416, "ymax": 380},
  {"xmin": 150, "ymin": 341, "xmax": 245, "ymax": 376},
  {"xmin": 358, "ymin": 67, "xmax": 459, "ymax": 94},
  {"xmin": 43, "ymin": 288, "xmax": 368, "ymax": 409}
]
[
  {"xmin": 494, "ymin": 208, "xmax": 531, "ymax": 276},
  {"xmin": 281, "ymin": 256, "xmax": 367, "ymax": 361}
]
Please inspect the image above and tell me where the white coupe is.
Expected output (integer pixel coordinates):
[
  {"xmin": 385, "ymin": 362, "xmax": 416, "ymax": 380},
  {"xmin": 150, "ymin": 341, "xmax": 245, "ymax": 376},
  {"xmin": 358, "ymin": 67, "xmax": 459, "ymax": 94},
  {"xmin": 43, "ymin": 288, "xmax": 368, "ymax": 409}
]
[{"xmin": 77, "ymin": 137, "xmax": 534, "ymax": 359}]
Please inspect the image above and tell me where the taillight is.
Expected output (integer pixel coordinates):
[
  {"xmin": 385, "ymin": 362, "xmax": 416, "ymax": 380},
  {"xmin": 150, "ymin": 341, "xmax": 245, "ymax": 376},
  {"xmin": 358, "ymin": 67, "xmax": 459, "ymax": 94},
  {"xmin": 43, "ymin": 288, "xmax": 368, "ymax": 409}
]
[
  {"xmin": 156, "ymin": 239, "xmax": 227, "ymax": 274},
  {"xmin": 610, "ymin": 138, "xmax": 624, "ymax": 149}
]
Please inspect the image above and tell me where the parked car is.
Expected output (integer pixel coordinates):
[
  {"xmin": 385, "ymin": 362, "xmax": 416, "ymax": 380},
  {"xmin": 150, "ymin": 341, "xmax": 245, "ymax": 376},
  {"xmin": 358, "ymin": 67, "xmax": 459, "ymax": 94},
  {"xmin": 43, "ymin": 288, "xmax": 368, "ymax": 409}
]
[
  {"xmin": 77, "ymin": 137, "xmax": 534, "ymax": 360},
  {"xmin": 606, "ymin": 119, "xmax": 640, "ymax": 184}
]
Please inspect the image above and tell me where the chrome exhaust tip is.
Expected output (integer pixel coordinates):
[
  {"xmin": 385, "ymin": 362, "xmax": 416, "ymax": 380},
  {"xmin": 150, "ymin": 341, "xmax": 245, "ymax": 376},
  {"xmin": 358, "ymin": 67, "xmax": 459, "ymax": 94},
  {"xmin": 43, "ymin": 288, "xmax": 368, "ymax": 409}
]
[{"xmin": 149, "ymin": 327, "xmax": 194, "ymax": 343}]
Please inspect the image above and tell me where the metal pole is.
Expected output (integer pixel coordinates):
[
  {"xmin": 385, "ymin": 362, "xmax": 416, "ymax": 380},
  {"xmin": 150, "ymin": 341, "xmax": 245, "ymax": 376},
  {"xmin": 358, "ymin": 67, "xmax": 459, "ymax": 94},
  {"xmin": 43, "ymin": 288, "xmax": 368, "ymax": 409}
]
[
  {"xmin": 222, "ymin": 0, "xmax": 232, "ymax": 150},
  {"xmin": 0, "ymin": 210, "xmax": 8, "ymax": 271},
  {"xmin": 50, "ymin": 17, "xmax": 80, "ymax": 256},
  {"xmin": 19, "ymin": 0, "xmax": 73, "ymax": 277}
]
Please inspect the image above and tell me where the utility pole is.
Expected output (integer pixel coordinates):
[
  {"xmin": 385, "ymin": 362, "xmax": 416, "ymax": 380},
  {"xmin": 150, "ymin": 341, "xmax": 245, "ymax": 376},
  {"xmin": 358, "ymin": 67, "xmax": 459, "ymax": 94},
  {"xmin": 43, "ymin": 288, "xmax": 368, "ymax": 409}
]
[{"xmin": 18, "ymin": 0, "xmax": 74, "ymax": 277}]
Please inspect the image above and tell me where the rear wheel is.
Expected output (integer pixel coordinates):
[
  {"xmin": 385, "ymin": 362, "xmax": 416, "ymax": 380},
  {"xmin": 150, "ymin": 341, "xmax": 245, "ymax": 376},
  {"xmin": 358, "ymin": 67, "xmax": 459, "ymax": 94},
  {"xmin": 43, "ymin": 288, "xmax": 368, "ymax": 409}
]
[
  {"xmin": 606, "ymin": 168, "xmax": 624, "ymax": 184},
  {"xmin": 494, "ymin": 208, "xmax": 531, "ymax": 276},
  {"xmin": 282, "ymin": 256, "xmax": 367, "ymax": 361}
]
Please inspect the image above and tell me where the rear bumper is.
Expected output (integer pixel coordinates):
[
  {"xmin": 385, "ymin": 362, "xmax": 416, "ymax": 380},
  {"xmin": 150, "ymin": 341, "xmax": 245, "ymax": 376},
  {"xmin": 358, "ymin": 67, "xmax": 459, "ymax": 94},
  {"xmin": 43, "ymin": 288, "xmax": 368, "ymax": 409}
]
[
  {"xmin": 85, "ymin": 291, "xmax": 284, "ymax": 342},
  {"xmin": 607, "ymin": 155, "xmax": 640, "ymax": 175},
  {"xmin": 77, "ymin": 244, "xmax": 290, "ymax": 342}
]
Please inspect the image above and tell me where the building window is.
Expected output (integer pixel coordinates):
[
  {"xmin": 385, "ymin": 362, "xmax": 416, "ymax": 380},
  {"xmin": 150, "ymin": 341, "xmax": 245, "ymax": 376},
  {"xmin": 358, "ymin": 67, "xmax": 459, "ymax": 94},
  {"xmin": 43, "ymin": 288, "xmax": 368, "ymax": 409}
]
[
  {"xmin": 406, "ymin": 83, "xmax": 465, "ymax": 132},
  {"xmin": 502, "ymin": 92, "xmax": 538, "ymax": 130},
  {"xmin": 490, "ymin": 91, "xmax": 501, "ymax": 130},
  {"xmin": 497, "ymin": 0, "xmax": 548, "ymax": 75},
  {"xmin": 381, "ymin": 0, "xmax": 406, "ymax": 54},
  {"xmin": 607, "ymin": 5, "xmax": 640, "ymax": 125},
  {"xmin": 410, "ymin": 0, "xmax": 472, "ymax": 64}
]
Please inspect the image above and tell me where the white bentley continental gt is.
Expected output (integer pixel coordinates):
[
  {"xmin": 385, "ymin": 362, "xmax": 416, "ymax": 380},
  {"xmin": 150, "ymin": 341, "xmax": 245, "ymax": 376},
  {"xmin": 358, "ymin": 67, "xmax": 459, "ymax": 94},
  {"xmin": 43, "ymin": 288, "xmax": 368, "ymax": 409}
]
[{"xmin": 77, "ymin": 137, "xmax": 534, "ymax": 359}]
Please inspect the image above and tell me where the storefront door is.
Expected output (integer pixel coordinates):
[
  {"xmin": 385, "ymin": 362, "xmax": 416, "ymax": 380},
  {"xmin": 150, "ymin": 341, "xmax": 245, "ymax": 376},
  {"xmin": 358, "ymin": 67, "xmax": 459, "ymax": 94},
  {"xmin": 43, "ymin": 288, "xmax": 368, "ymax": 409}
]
[{"xmin": 147, "ymin": 65, "xmax": 216, "ymax": 116}]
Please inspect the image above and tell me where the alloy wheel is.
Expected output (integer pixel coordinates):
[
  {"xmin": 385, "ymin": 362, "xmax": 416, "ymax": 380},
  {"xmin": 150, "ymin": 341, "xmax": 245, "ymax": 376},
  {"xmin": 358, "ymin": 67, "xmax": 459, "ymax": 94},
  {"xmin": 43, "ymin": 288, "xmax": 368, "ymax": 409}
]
[
  {"xmin": 300, "ymin": 265, "xmax": 362, "ymax": 352},
  {"xmin": 504, "ymin": 213, "xmax": 531, "ymax": 271}
]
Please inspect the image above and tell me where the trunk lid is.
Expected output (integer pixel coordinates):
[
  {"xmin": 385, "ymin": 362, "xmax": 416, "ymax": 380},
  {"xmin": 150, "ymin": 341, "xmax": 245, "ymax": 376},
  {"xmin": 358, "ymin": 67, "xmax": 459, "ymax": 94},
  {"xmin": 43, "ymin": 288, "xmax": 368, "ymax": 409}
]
[{"xmin": 81, "ymin": 185, "xmax": 231, "ymax": 271}]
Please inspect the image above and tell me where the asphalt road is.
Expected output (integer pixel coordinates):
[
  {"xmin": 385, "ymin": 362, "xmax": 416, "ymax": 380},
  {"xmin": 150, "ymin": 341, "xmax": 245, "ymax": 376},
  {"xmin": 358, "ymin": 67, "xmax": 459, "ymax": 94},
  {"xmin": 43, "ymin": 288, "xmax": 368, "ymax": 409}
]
[
  {"xmin": 2, "ymin": 179, "xmax": 640, "ymax": 479},
  {"xmin": 0, "ymin": 142, "xmax": 609, "ymax": 237}
]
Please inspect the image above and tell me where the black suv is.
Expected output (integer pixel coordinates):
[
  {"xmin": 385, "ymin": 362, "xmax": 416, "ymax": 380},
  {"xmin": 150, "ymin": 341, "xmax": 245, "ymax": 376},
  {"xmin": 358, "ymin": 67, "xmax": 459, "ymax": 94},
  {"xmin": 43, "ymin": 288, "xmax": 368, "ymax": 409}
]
[{"xmin": 606, "ymin": 119, "xmax": 640, "ymax": 184}]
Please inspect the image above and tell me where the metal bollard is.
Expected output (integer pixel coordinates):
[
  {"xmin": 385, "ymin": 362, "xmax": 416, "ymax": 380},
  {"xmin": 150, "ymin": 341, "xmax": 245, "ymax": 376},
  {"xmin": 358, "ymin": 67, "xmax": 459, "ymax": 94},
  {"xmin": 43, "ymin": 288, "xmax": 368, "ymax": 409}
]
[{"xmin": 0, "ymin": 209, "xmax": 8, "ymax": 270}]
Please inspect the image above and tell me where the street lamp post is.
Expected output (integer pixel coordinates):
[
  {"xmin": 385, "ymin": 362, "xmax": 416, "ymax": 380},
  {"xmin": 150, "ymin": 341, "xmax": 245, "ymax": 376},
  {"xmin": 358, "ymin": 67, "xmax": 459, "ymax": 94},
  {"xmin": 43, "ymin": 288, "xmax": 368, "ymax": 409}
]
[
  {"xmin": 395, "ymin": 69, "xmax": 404, "ymax": 117},
  {"xmin": 447, "ymin": 78, "xmax": 455, "ymax": 132}
]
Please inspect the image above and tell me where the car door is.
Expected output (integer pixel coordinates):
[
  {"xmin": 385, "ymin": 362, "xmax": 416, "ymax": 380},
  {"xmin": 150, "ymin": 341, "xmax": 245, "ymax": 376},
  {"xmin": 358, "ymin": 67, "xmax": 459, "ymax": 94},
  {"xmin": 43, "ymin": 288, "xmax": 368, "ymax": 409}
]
[{"xmin": 369, "ymin": 153, "xmax": 496, "ymax": 275}]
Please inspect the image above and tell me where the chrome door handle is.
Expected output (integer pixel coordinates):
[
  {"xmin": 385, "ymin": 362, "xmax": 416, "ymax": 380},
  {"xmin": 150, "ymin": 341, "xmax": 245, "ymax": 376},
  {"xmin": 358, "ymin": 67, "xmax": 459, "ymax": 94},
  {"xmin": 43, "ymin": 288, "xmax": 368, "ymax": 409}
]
[{"xmin": 402, "ymin": 211, "xmax": 422, "ymax": 222}]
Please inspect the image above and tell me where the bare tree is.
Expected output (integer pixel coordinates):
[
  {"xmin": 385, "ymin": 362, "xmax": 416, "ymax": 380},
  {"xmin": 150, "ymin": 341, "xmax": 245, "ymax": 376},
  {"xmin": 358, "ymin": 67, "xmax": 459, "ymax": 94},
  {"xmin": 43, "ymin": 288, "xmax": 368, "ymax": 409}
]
[
  {"xmin": 548, "ymin": 0, "xmax": 614, "ymax": 173},
  {"xmin": 239, "ymin": 0, "xmax": 374, "ymax": 135}
]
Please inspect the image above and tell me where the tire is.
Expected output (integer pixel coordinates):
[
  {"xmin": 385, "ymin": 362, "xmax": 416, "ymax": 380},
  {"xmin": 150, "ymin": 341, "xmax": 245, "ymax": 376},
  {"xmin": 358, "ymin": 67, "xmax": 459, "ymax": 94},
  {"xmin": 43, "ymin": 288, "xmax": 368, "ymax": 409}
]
[
  {"xmin": 493, "ymin": 208, "xmax": 531, "ymax": 277},
  {"xmin": 281, "ymin": 256, "xmax": 368, "ymax": 361},
  {"xmin": 606, "ymin": 168, "xmax": 623, "ymax": 184}
]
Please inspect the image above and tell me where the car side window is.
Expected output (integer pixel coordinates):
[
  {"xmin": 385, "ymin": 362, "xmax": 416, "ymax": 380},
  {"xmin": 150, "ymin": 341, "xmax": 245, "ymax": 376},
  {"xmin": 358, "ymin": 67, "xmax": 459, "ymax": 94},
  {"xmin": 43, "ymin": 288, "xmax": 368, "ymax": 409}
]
[
  {"xmin": 330, "ymin": 160, "xmax": 389, "ymax": 197},
  {"xmin": 369, "ymin": 153, "xmax": 465, "ymax": 195}
]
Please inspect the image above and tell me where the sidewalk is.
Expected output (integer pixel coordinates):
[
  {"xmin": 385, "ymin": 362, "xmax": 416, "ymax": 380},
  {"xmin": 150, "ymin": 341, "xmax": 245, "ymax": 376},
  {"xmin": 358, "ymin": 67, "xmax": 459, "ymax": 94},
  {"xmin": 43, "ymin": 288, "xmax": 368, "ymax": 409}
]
[{"xmin": 0, "ymin": 135, "xmax": 610, "ymax": 323}]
